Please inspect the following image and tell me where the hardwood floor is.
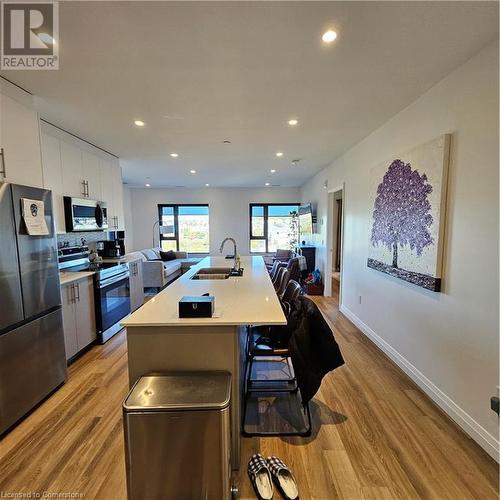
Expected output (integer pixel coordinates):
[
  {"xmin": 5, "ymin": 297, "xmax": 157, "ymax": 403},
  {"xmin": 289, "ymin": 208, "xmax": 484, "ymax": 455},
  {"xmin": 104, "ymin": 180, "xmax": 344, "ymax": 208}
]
[{"xmin": 0, "ymin": 297, "xmax": 497, "ymax": 499}]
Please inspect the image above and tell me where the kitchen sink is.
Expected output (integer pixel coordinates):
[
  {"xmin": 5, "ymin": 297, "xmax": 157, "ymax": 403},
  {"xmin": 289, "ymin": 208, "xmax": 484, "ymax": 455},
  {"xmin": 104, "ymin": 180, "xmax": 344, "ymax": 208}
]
[{"xmin": 191, "ymin": 267, "xmax": 244, "ymax": 280}]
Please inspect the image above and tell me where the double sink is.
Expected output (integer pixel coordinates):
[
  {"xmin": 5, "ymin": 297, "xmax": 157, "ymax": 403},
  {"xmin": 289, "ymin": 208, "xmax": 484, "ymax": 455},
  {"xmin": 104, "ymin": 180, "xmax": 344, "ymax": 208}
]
[{"xmin": 191, "ymin": 267, "xmax": 244, "ymax": 280}]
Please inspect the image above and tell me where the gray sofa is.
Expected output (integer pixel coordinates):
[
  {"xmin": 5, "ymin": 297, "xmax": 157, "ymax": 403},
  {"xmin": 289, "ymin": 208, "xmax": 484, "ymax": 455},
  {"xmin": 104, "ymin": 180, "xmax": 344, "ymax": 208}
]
[{"xmin": 128, "ymin": 248, "xmax": 201, "ymax": 289}]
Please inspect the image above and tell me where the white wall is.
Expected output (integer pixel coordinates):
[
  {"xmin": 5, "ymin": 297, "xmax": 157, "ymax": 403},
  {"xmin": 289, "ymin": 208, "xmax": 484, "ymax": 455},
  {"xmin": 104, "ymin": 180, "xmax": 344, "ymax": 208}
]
[
  {"xmin": 125, "ymin": 186, "xmax": 300, "ymax": 254},
  {"xmin": 301, "ymin": 41, "xmax": 499, "ymax": 459},
  {"xmin": 122, "ymin": 186, "xmax": 134, "ymax": 252}
]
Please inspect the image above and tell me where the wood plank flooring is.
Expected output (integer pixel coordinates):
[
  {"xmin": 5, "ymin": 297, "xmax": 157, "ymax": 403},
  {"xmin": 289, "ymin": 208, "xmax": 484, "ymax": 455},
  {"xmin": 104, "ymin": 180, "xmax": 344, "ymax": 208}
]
[{"xmin": 0, "ymin": 296, "xmax": 497, "ymax": 499}]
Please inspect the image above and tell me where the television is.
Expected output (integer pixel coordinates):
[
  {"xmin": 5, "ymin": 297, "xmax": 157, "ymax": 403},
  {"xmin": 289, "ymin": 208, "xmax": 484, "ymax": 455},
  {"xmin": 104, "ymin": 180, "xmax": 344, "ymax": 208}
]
[{"xmin": 299, "ymin": 204, "xmax": 314, "ymax": 239}]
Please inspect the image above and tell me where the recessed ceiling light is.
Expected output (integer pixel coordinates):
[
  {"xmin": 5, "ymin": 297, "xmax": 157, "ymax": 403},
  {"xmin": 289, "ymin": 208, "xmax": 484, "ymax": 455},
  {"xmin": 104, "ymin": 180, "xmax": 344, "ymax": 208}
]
[
  {"xmin": 276, "ymin": 152, "xmax": 284, "ymax": 157},
  {"xmin": 170, "ymin": 153, "xmax": 179, "ymax": 158},
  {"xmin": 223, "ymin": 140, "xmax": 231, "ymax": 144},
  {"xmin": 190, "ymin": 169, "xmax": 197, "ymax": 174},
  {"xmin": 134, "ymin": 120, "xmax": 145, "ymax": 127},
  {"xmin": 287, "ymin": 119, "xmax": 298, "ymax": 126},
  {"xmin": 145, "ymin": 183, "xmax": 150, "ymax": 187},
  {"xmin": 265, "ymin": 182, "xmax": 270, "ymax": 186},
  {"xmin": 205, "ymin": 183, "xmax": 210, "ymax": 187},
  {"xmin": 270, "ymin": 169, "xmax": 276, "ymax": 173},
  {"xmin": 322, "ymin": 30, "xmax": 337, "ymax": 43}
]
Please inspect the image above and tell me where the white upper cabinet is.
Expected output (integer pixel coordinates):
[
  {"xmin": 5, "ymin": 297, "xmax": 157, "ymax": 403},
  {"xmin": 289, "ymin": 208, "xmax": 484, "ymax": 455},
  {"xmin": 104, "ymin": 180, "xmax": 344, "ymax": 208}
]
[
  {"xmin": 82, "ymin": 151, "xmax": 102, "ymax": 200},
  {"xmin": 112, "ymin": 162, "xmax": 125, "ymax": 230},
  {"xmin": 0, "ymin": 84, "xmax": 43, "ymax": 188},
  {"xmin": 40, "ymin": 123, "xmax": 123, "ymax": 234},
  {"xmin": 40, "ymin": 132, "xmax": 66, "ymax": 234},
  {"xmin": 60, "ymin": 140, "xmax": 85, "ymax": 198},
  {"xmin": 99, "ymin": 158, "xmax": 124, "ymax": 231}
]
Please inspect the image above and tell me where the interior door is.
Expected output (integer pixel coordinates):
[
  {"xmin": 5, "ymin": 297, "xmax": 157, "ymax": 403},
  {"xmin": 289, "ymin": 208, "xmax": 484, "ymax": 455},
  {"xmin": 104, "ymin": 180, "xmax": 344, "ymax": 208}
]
[{"xmin": 0, "ymin": 183, "xmax": 24, "ymax": 331}]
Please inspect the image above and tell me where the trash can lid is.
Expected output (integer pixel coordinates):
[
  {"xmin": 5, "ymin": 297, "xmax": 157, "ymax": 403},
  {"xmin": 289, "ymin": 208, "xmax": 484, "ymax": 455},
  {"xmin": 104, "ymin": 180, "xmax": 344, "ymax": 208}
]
[{"xmin": 123, "ymin": 371, "xmax": 231, "ymax": 412}]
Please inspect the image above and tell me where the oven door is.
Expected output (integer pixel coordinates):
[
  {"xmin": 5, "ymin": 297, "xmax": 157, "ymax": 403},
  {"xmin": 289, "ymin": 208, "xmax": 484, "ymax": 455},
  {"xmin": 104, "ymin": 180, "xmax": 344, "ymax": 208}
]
[{"xmin": 96, "ymin": 274, "xmax": 131, "ymax": 334}]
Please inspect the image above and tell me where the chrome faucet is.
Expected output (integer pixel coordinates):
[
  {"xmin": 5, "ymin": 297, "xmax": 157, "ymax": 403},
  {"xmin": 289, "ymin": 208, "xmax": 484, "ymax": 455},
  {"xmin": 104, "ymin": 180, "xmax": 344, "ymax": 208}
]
[{"xmin": 219, "ymin": 237, "xmax": 238, "ymax": 270}]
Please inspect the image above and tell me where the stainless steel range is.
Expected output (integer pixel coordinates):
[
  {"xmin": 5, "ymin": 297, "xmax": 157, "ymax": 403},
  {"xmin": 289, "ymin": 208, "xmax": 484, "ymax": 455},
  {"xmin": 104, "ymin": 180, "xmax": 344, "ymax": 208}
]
[{"xmin": 59, "ymin": 246, "xmax": 131, "ymax": 343}]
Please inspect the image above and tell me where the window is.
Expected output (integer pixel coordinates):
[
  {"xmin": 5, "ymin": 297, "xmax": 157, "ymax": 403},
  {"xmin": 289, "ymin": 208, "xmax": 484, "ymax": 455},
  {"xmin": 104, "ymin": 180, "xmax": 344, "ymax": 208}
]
[
  {"xmin": 158, "ymin": 204, "xmax": 210, "ymax": 253},
  {"xmin": 249, "ymin": 203, "xmax": 299, "ymax": 253}
]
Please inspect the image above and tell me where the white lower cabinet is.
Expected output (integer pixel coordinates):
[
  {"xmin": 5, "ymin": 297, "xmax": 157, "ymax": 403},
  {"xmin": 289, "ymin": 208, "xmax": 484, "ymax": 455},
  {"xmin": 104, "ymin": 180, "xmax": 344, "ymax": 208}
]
[
  {"xmin": 129, "ymin": 260, "xmax": 144, "ymax": 312},
  {"xmin": 61, "ymin": 277, "xmax": 96, "ymax": 361}
]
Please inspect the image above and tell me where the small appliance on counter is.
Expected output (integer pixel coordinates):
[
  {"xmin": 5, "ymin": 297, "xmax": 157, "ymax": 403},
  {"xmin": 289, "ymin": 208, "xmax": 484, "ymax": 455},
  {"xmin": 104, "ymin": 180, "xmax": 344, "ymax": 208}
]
[
  {"xmin": 109, "ymin": 230, "xmax": 126, "ymax": 256},
  {"xmin": 179, "ymin": 295, "xmax": 215, "ymax": 318},
  {"xmin": 59, "ymin": 246, "xmax": 130, "ymax": 343},
  {"xmin": 97, "ymin": 239, "xmax": 123, "ymax": 258}
]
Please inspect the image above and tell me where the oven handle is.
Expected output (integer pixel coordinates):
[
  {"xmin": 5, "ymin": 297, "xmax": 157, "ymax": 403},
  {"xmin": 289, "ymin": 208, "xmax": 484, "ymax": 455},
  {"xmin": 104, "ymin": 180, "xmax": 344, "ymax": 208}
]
[{"xmin": 98, "ymin": 272, "xmax": 130, "ymax": 289}]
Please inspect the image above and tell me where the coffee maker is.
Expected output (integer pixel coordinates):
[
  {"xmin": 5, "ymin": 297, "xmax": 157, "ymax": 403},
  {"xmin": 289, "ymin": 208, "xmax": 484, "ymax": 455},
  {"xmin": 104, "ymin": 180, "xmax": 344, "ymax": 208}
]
[
  {"xmin": 97, "ymin": 231, "xmax": 125, "ymax": 258},
  {"xmin": 97, "ymin": 240, "xmax": 122, "ymax": 258}
]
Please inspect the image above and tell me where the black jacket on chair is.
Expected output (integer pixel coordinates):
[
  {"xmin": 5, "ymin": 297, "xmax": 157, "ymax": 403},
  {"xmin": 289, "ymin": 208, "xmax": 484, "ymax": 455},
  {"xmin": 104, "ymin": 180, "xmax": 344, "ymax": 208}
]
[{"xmin": 288, "ymin": 296, "xmax": 345, "ymax": 404}]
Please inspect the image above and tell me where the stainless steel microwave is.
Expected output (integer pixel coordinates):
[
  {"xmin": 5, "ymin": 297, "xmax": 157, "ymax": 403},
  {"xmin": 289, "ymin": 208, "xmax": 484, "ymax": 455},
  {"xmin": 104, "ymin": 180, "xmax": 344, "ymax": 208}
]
[{"xmin": 63, "ymin": 196, "xmax": 108, "ymax": 232}]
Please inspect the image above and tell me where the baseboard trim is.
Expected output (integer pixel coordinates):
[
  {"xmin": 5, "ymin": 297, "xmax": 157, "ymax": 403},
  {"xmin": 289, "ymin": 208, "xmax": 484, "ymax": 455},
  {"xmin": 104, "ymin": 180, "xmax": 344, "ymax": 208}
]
[{"xmin": 339, "ymin": 304, "xmax": 500, "ymax": 463}]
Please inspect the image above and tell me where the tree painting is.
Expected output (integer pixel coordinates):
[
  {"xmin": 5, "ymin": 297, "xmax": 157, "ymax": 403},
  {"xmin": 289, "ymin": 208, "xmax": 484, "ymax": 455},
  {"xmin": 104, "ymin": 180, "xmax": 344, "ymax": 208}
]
[
  {"xmin": 367, "ymin": 135, "xmax": 450, "ymax": 292},
  {"xmin": 371, "ymin": 159, "xmax": 434, "ymax": 268}
]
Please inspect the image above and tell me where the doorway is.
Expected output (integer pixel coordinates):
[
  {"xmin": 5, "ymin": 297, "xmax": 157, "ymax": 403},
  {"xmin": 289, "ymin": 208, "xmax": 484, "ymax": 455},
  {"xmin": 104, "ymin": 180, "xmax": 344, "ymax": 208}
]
[{"xmin": 327, "ymin": 187, "xmax": 344, "ymax": 304}]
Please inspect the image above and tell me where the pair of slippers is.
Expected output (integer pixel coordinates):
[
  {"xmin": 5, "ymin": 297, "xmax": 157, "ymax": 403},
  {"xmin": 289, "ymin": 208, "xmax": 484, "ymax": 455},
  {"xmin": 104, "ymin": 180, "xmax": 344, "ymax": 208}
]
[{"xmin": 248, "ymin": 454, "xmax": 299, "ymax": 500}]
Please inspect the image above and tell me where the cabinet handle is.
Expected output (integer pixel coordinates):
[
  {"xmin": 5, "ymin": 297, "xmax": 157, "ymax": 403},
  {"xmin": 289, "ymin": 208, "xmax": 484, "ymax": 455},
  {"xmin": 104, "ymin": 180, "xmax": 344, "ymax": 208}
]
[
  {"xmin": 82, "ymin": 180, "xmax": 87, "ymax": 197},
  {"xmin": 70, "ymin": 284, "xmax": 76, "ymax": 303},
  {"xmin": 75, "ymin": 282, "xmax": 80, "ymax": 302},
  {"xmin": 85, "ymin": 180, "xmax": 89, "ymax": 197},
  {"xmin": 0, "ymin": 148, "xmax": 6, "ymax": 178}
]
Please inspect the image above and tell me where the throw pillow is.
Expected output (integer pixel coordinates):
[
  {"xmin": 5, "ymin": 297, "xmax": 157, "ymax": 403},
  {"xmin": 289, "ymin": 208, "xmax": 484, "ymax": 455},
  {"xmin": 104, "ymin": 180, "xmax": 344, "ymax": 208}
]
[{"xmin": 160, "ymin": 250, "xmax": 177, "ymax": 262}]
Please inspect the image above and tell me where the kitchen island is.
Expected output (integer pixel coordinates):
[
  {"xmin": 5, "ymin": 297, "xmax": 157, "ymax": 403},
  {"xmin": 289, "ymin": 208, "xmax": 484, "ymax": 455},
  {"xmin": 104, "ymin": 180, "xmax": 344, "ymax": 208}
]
[{"xmin": 122, "ymin": 255, "xmax": 287, "ymax": 469}]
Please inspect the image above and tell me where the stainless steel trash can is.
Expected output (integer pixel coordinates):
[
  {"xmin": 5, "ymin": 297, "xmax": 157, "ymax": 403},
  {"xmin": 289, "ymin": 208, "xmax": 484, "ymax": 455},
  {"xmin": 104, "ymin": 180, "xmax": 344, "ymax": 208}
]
[{"xmin": 123, "ymin": 371, "xmax": 232, "ymax": 500}]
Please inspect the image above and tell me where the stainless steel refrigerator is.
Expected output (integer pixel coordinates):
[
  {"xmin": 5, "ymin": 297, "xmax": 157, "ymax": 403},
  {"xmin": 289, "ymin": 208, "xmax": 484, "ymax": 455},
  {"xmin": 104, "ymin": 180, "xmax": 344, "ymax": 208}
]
[{"xmin": 0, "ymin": 182, "xmax": 67, "ymax": 435}]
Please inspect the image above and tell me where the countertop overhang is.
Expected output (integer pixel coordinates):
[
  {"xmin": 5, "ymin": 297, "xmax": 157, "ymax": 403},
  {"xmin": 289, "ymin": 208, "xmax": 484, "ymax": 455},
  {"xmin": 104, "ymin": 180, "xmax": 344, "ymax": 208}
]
[{"xmin": 122, "ymin": 255, "xmax": 287, "ymax": 327}]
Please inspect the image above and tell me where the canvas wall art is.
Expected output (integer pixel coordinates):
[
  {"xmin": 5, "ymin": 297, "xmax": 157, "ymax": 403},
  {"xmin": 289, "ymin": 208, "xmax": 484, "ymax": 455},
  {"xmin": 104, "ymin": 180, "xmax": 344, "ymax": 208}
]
[{"xmin": 367, "ymin": 135, "xmax": 451, "ymax": 292}]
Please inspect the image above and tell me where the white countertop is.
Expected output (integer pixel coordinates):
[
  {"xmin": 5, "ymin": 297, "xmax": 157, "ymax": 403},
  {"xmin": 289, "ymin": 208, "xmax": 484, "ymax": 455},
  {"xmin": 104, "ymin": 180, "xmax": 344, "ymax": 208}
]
[
  {"xmin": 122, "ymin": 256, "xmax": 287, "ymax": 327},
  {"xmin": 59, "ymin": 271, "xmax": 95, "ymax": 286}
]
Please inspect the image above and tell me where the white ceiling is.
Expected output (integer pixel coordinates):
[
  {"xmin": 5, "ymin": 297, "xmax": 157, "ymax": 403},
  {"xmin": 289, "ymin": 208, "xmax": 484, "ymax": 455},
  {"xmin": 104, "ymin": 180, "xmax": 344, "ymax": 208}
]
[{"xmin": 2, "ymin": 1, "xmax": 498, "ymax": 188}]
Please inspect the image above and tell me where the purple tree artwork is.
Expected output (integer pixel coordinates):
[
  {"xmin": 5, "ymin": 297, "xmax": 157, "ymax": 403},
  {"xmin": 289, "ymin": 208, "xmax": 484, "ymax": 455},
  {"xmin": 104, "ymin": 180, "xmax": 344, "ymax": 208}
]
[
  {"xmin": 370, "ymin": 159, "xmax": 434, "ymax": 268},
  {"xmin": 367, "ymin": 135, "xmax": 450, "ymax": 292}
]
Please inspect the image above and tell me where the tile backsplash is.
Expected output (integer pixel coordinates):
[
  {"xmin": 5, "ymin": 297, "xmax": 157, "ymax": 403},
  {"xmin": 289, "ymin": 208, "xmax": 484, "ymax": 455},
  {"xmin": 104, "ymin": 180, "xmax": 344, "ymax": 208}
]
[{"xmin": 57, "ymin": 231, "xmax": 111, "ymax": 250}]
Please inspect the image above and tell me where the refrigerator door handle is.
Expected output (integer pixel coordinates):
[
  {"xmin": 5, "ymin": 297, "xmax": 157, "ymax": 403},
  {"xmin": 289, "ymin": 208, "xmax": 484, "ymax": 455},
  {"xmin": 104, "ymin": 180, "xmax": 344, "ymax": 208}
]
[{"xmin": 0, "ymin": 148, "xmax": 6, "ymax": 178}]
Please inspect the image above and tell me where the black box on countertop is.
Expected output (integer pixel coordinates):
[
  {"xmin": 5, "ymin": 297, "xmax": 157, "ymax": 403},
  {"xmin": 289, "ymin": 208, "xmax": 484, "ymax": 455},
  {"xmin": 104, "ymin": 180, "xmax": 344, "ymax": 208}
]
[{"xmin": 178, "ymin": 295, "xmax": 215, "ymax": 318}]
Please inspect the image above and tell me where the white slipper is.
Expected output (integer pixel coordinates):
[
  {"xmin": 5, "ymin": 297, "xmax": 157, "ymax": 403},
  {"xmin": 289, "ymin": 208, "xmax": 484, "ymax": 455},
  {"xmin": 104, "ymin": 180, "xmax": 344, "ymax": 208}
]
[
  {"xmin": 248, "ymin": 454, "xmax": 273, "ymax": 500},
  {"xmin": 267, "ymin": 456, "xmax": 299, "ymax": 500}
]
